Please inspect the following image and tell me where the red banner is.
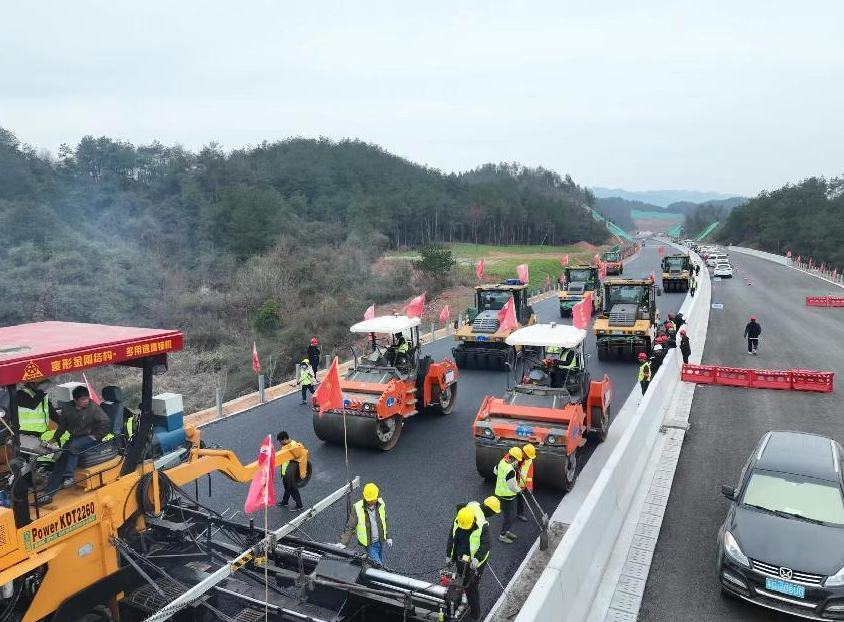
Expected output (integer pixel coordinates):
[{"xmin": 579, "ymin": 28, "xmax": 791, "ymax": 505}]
[
  {"xmin": 252, "ymin": 341, "xmax": 261, "ymax": 373},
  {"xmin": 572, "ymin": 292, "xmax": 593, "ymax": 330},
  {"xmin": 406, "ymin": 292, "xmax": 426, "ymax": 319},
  {"xmin": 314, "ymin": 357, "xmax": 344, "ymax": 415},
  {"xmin": 516, "ymin": 263, "xmax": 529, "ymax": 283},
  {"xmin": 497, "ymin": 297, "xmax": 518, "ymax": 332},
  {"xmin": 476, "ymin": 259, "xmax": 485, "ymax": 281},
  {"xmin": 244, "ymin": 435, "xmax": 275, "ymax": 513},
  {"xmin": 439, "ymin": 305, "xmax": 450, "ymax": 323}
]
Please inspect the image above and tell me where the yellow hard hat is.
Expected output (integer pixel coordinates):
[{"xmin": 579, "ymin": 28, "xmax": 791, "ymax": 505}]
[
  {"xmin": 522, "ymin": 444, "xmax": 536, "ymax": 460},
  {"xmin": 508, "ymin": 446, "xmax": 523, "ymax": 461},
  {"xmin": 457, "ymin": 506, "xmax": 475, "ymax": 530},
  {"xmin": 363, "ymin": 482, "xmax": 379, "ymax": 502},
  {"xmin": 483, "ymin": 496, "xmax": 501, "ymax": 514}
]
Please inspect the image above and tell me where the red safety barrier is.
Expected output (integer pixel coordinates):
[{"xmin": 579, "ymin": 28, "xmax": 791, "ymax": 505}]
[
  {"xmin": 791, "ymin": 369, "xmax": 835, "ymax": 393},
  {"xmin": 750, "ymin": 369, "xmax": 792, "ymax": 390},
  {"xmin": 830, "ymin": 297, "xmax": 844, "ymax": 307},
  {"xmin": 681, "ymin": 364, "xmax": 717, "ymax": 384},
  {"xmin": 715, "ymin": 366, "xmax": 752, "ymax": 387},
  {"xmin": 806, "ymin": 296, "xmax": 832, "ymax": 307}
]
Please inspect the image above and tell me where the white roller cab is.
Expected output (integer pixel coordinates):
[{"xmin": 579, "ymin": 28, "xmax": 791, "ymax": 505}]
[
  {"xmin": 505, "ymin": 323, "xmax": 588, "ymax": 350},
  {"xmin": 349, "ymin": 315, "xmax": 421, "ymax": 335}
]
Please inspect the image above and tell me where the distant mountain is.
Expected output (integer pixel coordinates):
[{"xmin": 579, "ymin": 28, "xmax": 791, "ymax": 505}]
[{"xmin": 591, "ymin": 187, "xmax": 744, "ymax": 208}]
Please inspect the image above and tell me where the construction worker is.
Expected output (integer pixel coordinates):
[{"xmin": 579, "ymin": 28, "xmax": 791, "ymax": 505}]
[
  {"xmin": 40, "ymin": 385, "xmax": 110, "ymax": 503},
  {"xmin": 638, "ymin": 352, "xmax": 651, "ymax": 395},
  {"xmin": 493, "ymin": 447, "xmax": 522, "ymax": 543},
  {"xmin": 307, "ymin": 338, "xmax": 321, "ymax": 375},
  {"xmin": 298, "ymin": 359, "xmax": 316, "ymax": 404},
  {"xmin": 649, "ymin": 344, "xmax": 666, "ymax": 377},
  {"xmin": 689, "ymin": 274, "xmax": 697, "ymax": 297},
  {"xmin": 17, "ymin": 380, "xmax": 55, "ymax": 435},
  {"xmin": 446, "ymin": 500, "xmax": 497, "ymax": 621},
  {"xmin": 744, "ymin": 315, "xmax": 761, "ymax": 354},
  {"xmin": 275, "ymin": 431, "xmax": 304, "ymax": 512},
  {"xmin": 665, "ymin": 313, "xmax": 676, "ymax": 333},
  {"xmin": 339, "ymin": 482, "xmax": 391, "ymax": 564},
  {"xmin": 694, "ymin": 263, "xmax": 701, "ymax": 276},
  {"xmin": 679, "ymin": 328, "xmax": 691, "ymax": 364},
  {"xmin": 516, "ymin": 444, "xmax": 535, "ymax": 522},
  {"xmin": 673, "ymin": 312, "xmax": 686, "ymax": 330}
]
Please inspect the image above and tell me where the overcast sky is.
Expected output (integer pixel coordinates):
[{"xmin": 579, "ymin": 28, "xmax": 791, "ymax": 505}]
[{"xmin": 2, "ymin": 1, "xmax": 842, "ymax": 196}]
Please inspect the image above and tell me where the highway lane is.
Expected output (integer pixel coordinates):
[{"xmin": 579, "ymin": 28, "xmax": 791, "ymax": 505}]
[
  {"xmin": 193, "ymin": 244, "xmax": 682, "ymax": 611},
  {"xmin": 639, "ymin": 253, "xmax": 844, "ymax": 622}
]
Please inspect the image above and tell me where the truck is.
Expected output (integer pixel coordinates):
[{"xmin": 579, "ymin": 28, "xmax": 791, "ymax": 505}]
[
  {"xmin": 452, "ymin": 280, "xmax": 536, "ymax": 370},
  {"xmin": 661, "ymin": 254, "xmax": 693, "ymax": 292},
  {"xmin": 313, "ymin": 314, "xmax": 458, "ymax": 450},
  {"xmin": 592, "ymin": 278, "xmax": 661, "ymax": 360},
  {"xmin": 472, "ymin": 323, "xmax": 611, "ymax": 491},
  {"xmin": 601, "ymin": 250, "xmax": 624, "ymax": 275},
  {"xmin": 558, "ymin": 265, "xmax": 602, "ymax": 317}
]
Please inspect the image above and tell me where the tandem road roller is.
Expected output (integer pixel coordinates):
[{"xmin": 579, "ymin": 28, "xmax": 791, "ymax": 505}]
[
  {"xmin": 558, "ymin": 264, "xmax": 602, "ymax": 318},
  {"xmin": 593, "ymin": 277, "xmax": 661, "ymax": 361},
  {"xmin": 312, "ymin": 314, "xmax": 458, "ymax": 450},
  {"xmin": 472, "ymin": 323, "xmax": 611, "ymax": 491}
]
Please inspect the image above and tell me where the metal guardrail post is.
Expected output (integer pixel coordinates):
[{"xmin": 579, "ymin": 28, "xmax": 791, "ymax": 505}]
[
  {"xmin": 215, "ymin": 388, "xmax": 223, "ymax": 418},
  {"xmin": 258, "ymin": 374, "xmax": 265, "ymax": 404}
]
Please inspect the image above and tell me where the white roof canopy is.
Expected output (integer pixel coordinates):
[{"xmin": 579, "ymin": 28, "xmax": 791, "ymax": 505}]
[
  {"xmin": 505, "ymin": 323, "xmax": 587, "ymax": 348},
  {"xmin": 349, "ymin": 315, "xmax": 421, "ymax": 334}
]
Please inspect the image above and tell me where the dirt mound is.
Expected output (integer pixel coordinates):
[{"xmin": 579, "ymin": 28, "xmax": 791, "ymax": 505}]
[{"xmin": 572, "ymin": 241, "xmax": 602, "ymax": 253}]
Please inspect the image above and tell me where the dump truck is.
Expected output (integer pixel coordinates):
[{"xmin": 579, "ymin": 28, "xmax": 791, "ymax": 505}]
[
  {"xmin": 452, "ymin": 280, "xmax": 536, "ymax": 370},
  {"xmin": 593, "ymin": 278, "xmax": 661, "ymax": 360},
  {"xmin": 558, "ymin": 265, "xmax": 602, "ymax": 317},
  {"xmin": 313, "ymin": 314, "xmax": 458, "ymax": 451},
  {"xmin": 661, "ymin": 254, "xmax": 693, "ymax": 292},
  {"xmin": 602, "ymin": 250, "xmax": 624, "ymax": 275},
  {"xmin": 472, "ymin": 323, "xmax": 611, "ymax": 491},
  {"xmin": 0, "ymin": 321, "xmax": 469, "ymax": 622}
]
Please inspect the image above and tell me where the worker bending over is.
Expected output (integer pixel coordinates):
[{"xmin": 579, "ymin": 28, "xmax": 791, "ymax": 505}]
[
  {"xmin": 339, "ymin": 482, "xmax": 392, "ymax": 564},
  {"xmin": 447, "ymin": 500, "xmax": 497, "ymax": 620},
  {"xmin": 494, "ymin": 447, "xmax": 523, "ymax": 543}
]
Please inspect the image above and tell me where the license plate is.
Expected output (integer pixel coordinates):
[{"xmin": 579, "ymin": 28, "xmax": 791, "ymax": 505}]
[
  {"xmin": 765, "ymin": 577, "xmax": 805, "ymax": 599},
  {"xmin": 612, "ymin": 330, "xmax": 625, "ymax": 335},
  {"xmin": 476, "ymin": 336, "xmax": 489, "ymax": 342},
  {"xmin": 515, "ymin": 425, "xmax": 533, "ymax": 438}
]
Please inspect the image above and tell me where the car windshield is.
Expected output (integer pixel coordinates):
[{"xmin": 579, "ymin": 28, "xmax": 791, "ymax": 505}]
[
  {"xmin": 742, "ymin": 470, "xmax": 844, "ymax": 525},
  {"xmin": 665, "ymin": 257, "xmax": 686, "ymax": 270},
  {"xmin": 606, "ymin": 284, "xmax": 648, "ymax": 306},
  {"xmin": 716, "ymin": 264, "xmax": 731, "ymax": 269},
  {"xmin": 567, "ymin": 269, "xmax": 592, "ymax": 283},
  {"xmin": 478, "ymin": 291, "xmax": 512, "ymax": 311},
  {"xmin": 567, "ymin": 282, "xmax": 586, "ymax": 294},
  {"xmin": 604, "ymin": 252, "xmax": 620, "ymax": 261}
]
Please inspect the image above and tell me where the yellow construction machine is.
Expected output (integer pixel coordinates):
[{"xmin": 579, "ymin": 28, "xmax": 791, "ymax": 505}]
[{"xmin": 592, "ymin": 278, "xmax": 661, "ymax": 360}]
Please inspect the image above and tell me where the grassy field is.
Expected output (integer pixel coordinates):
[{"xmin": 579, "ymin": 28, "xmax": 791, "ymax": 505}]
[{"xmin": 447, "ymin": 242, "xmax": 584, "ymax": 259}]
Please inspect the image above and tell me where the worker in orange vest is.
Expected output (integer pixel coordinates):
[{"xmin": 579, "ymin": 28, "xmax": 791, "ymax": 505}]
[{"xmin": 515, "ymin": 444, "xmax": 536, "ymax": 522}]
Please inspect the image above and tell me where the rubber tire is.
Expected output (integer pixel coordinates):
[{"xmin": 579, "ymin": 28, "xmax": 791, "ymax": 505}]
[
  {"xmin": 374, "ymin": 416, "xmax": 403, "ymax": 451},
  {"xmin": 563, "ymin": 450, "xmax": 578, "ymax": 493},
  {"xmin": 590, "ymin": 405, "xmax": 610, "ymax": 443},
  {"xmin": 288, "ymin": 460, "xmax": 313, "ymax": 488},
  {"xmin": 429, "ymin": 383, "xmax": 457, "ymax": 415},
  {"xmin": 475, "ymin": 445, "xmax": 500, "ymax": 481},
  {"xmin": 597, "ymin": 346, "xmax": 607, "ymax": 361}
]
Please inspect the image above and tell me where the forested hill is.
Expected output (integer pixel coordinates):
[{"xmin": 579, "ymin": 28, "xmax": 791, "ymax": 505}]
[
  {"xmin": 717, "ymin": 176, "xmax": 844, "ymax": 265},
  {"xmin": 0, "ymin": 126, "xmax": 602, "ymax": 407}
]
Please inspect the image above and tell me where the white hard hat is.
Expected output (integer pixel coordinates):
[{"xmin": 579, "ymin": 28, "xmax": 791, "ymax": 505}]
[{"xmin": 653, "ymin": 344, "xmax": 663, "ymax": 351}]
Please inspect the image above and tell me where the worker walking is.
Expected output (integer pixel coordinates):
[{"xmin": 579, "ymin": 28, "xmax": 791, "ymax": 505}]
[
  {"xmin": 307, "ymin": 339, "xmax": 321, "ymax": 375},
  {"xmin": 339, "ymin": 482, "xmax": 391, "ymax": 564},
  {"xmin": 679, "ymin": 328, "xmax": 692, "ymax": 364},
  {"xmin": 298, "ymin": 360, "xmax": 316, "ymax": 404},
  {"xmin": 446, "ymin": 498, "xmax": 499, "ymax": 621},
  {"xmin": 744, "ymin": 315, "xmax": 761, "ymax": 354},
  {"xmin": 275, "ymin": 431, "xmax": 304, "ymax": 512},
  {"xmin": 494, "ymin": 447, "xmax": 523, "ymax": 543},
  {"xmin": 694, "ymin": 263, "xmax": 701, "ymax": 276},
  {"xmin": 638, "ymin": 352, "xmax": 651, "ymax": 395},
  {"xmin": 516, "ymin": 444, "xmax": 535, "ymax": 522},
  {"xmin": 689, "ymin": 274, "xmax": 697, "ymax": 297},
  {"xmin": 673, "ymin": 312, "xmax": 686, "ymax": 330}
]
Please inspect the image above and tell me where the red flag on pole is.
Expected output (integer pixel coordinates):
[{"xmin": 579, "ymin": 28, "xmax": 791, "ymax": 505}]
[
  {"xmin": 796, "ymin": 255, "xmax": 801, "ymax": 264},
  {"xmin": 406, "ymin": 292, "xmax": 426, "ymax": 319},
  {"xmin": 475, "ymin": 259, "xmax": 485, "ymax": 281},
  {"xmin": 572, "ymin": 293, "xmax": 593, "ymax": 330},
  {"xmin": 562, "ymin": 254, "xmax": 569, "ymax": 267},
  {"xmin": 82, "ymin": 373, "xmax": 101, "ymax": 406},
  {"xmin": 786, "ymin": 250, "xmax": 792, "ymax": 258},
  {"xmin": 252, "ymin": 341, "xmax": 260, "ymax": 373},
  {"xmin": 364, "ymin": 304, "xmax": 376, "ymax": 320},
  {"xmin": 649, "ymin": 270, "xmax": 656, "ymax": 283},
  {"xmin": 497, "ymin": 297, "xmax": 518, "ymax": 332},
  {"xmin": 314, "ymin": 357, "xmax": 344, "ymax": 416},
  {"xmin": 658, "ymin": 246, "xmax": 665, "ymax": 256},
  {"xmin": 516, "ymin": 264, "xmax": 529, "ymax": 283},
  {"xmin": 439, "ymin": 305, "xmax": 450, "ymax": 323},
  {"xmin": 594, "ymin": 253, "xmax": 600, "ymax": 264},
  {"xmin": 244, "ymin": 434, "xmax": 275, "ymax": 513}
]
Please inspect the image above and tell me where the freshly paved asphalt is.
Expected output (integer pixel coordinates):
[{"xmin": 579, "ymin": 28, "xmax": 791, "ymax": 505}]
[
  {"xmin": 639, "ymin": 253, "xmax": 844, "ymax": 621},
  {"xmin": 194, "ymin": 245, "xmax": 683, "ymax": 611}
]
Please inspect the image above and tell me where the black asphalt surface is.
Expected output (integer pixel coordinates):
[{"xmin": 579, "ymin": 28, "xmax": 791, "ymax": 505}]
[
  {"xmin": 194, "ymin": 245, "xmax": 682, "ymax": 611},
  {"xmin": 640, "ymin": 253, "xmax": 844, "ymax": 621}
]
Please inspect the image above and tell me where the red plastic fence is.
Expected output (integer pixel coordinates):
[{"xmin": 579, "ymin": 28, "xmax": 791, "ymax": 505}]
[
  {"xmin": 681, "ymin": 364, "xmax": 834, "ymax": 393},
  {"xmin": 806, "ymin": 296, "xmax": 844, "ymax": 307}
]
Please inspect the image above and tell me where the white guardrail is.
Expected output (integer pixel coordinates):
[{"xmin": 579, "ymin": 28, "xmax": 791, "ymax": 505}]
[{"xmin": 513, "ymin": 241, "xmax": 711, "ymax": 622}]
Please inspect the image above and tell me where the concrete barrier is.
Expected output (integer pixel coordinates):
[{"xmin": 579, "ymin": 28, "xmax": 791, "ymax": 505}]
[
  {"xmin": 511, "ymin": 241, "xmax": 710, "ymax": 622},
  {"xmin": 726, "ymin": 245, "xmax": 788, "ymax": 266}
]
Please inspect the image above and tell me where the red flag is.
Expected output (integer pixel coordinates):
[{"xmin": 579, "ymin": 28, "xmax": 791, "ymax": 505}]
[
  {"xmin": 244, "ymin": 434, "xmax": 275, "ymax": 513},
  {"xmin": 439, "ymin": 305, "xmax": 450, "ymax": 323},
  {"xmin": 562, "ymin": 254, "xmax": 569, "ymax": 267},
  {"xmin": 649, "ymin": 270, "xmax": 655, "ymax": 283},
  {"xmin": 599, "ymin": 264, "xmax": 607, "ymax": 280},
  {"xmin": 516, "ymin": 263, "xmax": 529, "ymax": 283},
  {"xmin": 786, "ymin": 250, "xmax": 792, "ymax": 258},
  {"xmin": 475, "ymin": 259, "xmax": 485, "ymax": 281},
  {"xmin": 314, "ymin": 357, "xmax": 344, "ymax": 415},
  {"xmin": 594, "ymin": 253, "xmax": 600, "ymax": 264},
  {"xmin": 406, "ymin": 292, "xmax": 426, "ymax": 319},
  {"xmin": 364, "ymin": 304, "xmax": 376, "ymax": 320},
  {"xmin": 658, "ymin": 246, "xmax": 665, "ymax": 256},
  {"xmin": 252, "ymin": 341, "xmax": 260, "ymax": 373},
  {"xmin": 497, "ymin": 297, "xmax": 518, "ymax": 332},
  {"xmin": 82, "ymin": 373, "xmax": 101, "ymax": 406},
  {"xmin": 572, "ymin": 293, "xmax": 593, "ymax": 330},
  {"xmin": 796, "ymin": 255, "xmax": 801, "ymax": 264}
]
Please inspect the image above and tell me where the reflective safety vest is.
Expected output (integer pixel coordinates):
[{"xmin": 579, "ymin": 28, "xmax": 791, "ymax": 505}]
[
  {"xmin": 450, "ymin": 514, "xmax": 488, "ymax": 567},
  {"xmin": 638, "ymin": 361, "xmax": 651, "ymax": 382},
  {"xmin": 280, "ymin": 440, "xmax": 301, "ymax": 476},
  {"xmin": 354, "ymin": 499, "xmax": 387, "ymax": 546},
  {"xmin": 300, "ymin": 367, "xmax": 315, "ymax": 386},
  {"xmin": 37, "ymin": 429, "xmax": 70, "ymax": 463},
  {"xmin": 464, "ymin": 501, "xmax": 489, "ymax": 529},
  {"xmin": 126, "ymin": 415, "xmax": 134, "ymax": 439},
  {"xmin": 494, "ymin": 459, "xmax": 517, "ymax": 498},
  {"xmin": 519, "ymin": 459, "xmax": 534, "ymax": 492},
  {"xmin": 546, "ymin": 346, "xmax": 562, "ymax": 355},
  {"xmin": 18, "ymin": 388, "xmax": 49, "ymax": 433},
  {"xmin": 396, "ymin": 340, "xmax": 409, "ymax": 354},
  {"xmin": 557, "ymin": 350, "xmax": 577, "ymax": 370}
]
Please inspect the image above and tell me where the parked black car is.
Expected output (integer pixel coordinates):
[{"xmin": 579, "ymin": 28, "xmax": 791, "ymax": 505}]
[{"xmin": 717, "ymin": 430, "xmax": 844, "ymax": 620}]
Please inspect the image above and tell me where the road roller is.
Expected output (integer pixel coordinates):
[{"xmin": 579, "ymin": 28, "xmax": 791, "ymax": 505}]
[
  {"xmin": 313, "ymin": 314, "xmax": 458, "ymax": 450},
  {"xmin": 593, "ymin": 277, "xmax": 661, "ymax": 361},
  {"xmin": 559, "ymin": 264, "xmax": 602, "ymax": 317},
  {"xmin": 472, "ymin": 323, "xmax": 611, "ymax": 491}
]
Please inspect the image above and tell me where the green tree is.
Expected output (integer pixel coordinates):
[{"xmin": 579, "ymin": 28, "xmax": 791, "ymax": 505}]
[{"xmin": 413, "ymin": 246, "xmax": 456, "ymax": 279}]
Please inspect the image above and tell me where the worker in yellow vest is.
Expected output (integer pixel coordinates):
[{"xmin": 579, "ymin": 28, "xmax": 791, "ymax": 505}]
[
  {"xmin": 17, "ymin": 381, "xmax": 55, "ymax": 434},
  {"xmin": 339, "ymin": 482, "xmax": 391, "ymax": 564},
  {"xmin": 275, "ymin": 431, "xmax": 304, "ymax": 512},
  {"xmin": 516, "ymin": 444, "xmax": 536, "ymax": 522},
  {"xmin": 493, "ymin": 447, "xmax": 523, "ymax": 544},
  {"xmin": 446, "ymin": 501, "xmax": 495, "ymax": 620},
  {"xmin": 638, "ymin": 352, "xmax": 651, "ymax": 394},
  {"xmin": 298, "ymin": 359, "xmax": 316, "ymax": 405}
]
